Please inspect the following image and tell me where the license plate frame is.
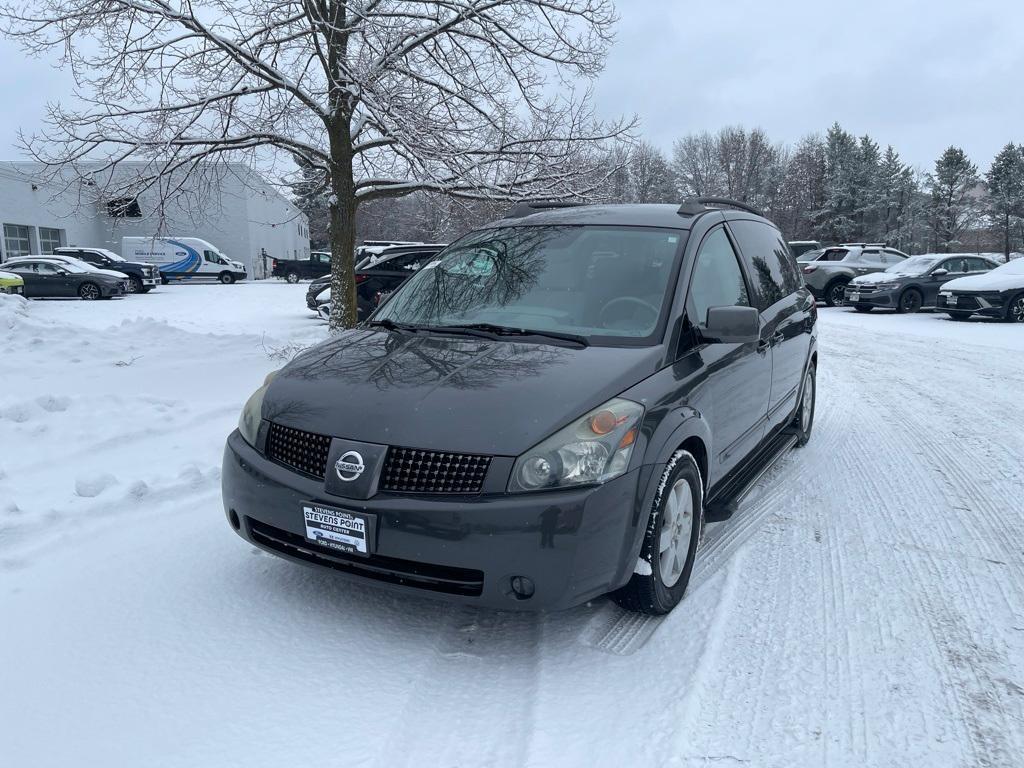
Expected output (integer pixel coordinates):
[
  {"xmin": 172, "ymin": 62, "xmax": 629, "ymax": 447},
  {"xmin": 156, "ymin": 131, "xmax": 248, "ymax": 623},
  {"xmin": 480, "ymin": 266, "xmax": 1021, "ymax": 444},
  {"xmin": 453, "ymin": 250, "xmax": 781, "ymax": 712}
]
[{"xmin": 302, "ymin": 502, "xmax": 376, "ymax": 557}]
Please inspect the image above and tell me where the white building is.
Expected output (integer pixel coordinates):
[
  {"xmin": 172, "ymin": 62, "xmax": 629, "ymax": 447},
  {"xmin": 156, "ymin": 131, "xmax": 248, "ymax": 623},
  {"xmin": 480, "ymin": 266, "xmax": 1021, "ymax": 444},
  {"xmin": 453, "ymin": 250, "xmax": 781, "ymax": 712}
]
[{"xmin": 0, "ymin": 162, "xmax": 310, "ymax": 278}]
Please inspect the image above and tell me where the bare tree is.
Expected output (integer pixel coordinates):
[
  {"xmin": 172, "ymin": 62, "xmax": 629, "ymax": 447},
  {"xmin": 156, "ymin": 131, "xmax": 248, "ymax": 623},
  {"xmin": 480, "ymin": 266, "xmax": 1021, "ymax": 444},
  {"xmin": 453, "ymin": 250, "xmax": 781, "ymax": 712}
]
[
  {"xmin": 1, "ymin": 0, "xmax": 632, "ymax": 328},
  {"xmin": 671, "ymin": 131, "xmax": 722, "ymax": 198},
  {"xmin": 627, "ymin": 141, "xmax": 674, "ymax": 203}
]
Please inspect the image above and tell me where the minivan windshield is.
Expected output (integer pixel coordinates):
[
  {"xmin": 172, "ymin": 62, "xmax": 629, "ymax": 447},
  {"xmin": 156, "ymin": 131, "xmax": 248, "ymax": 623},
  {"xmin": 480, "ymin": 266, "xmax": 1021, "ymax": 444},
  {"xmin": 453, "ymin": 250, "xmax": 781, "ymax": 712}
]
[
  {"xmin": 373, "ymin": 225, "xmax": 685, "ymax": 345},
  {"xmin": 886, "ymin": 255, "xmax": 941, "ymax": 276}
]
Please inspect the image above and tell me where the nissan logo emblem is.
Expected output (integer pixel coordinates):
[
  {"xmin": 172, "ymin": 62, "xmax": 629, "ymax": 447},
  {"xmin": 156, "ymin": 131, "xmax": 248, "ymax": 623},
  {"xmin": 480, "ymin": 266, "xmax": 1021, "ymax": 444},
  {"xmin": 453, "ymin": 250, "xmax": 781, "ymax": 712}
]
[{"xmin": 334, "ymin": 451, "xmax": 365, "ymax": 482}]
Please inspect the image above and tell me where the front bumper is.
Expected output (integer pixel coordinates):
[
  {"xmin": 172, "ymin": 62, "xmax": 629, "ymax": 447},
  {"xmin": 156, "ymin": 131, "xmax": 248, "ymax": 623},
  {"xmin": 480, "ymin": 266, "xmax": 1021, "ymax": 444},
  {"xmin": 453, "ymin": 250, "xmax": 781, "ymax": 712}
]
[
  {"xmin": 102, "ymin": 282, "xmax": 127, "ymax": 297},
  {"xmin": 222, "ymin": 430, "xmax": 648, "ymax": 610},
  {"xmin": 936, "ymin": 292, "xmax": 1003, "ymax": 317},
  {"xmin": 844, "ymin": 285, "xmax": 896, "ymax": 307}
]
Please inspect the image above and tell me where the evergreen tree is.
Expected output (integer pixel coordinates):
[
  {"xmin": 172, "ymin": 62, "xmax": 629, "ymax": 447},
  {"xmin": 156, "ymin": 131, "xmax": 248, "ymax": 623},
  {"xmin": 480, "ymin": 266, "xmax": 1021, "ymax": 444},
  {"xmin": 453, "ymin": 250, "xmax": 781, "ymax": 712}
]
[
  {"xmin": 984, "ymin": 142, "xmax": 1024, "ymax": 258},
  {"xmin": 927, "ymin": 147, "xmax": 981, "ymax": 253},
  {"xmin": 854, "ymin": 135, "xmax": 881, "ymax": 239},
  {"xmin": 817, "ymin": 123, "xmax": 862, "ymax": 242}
]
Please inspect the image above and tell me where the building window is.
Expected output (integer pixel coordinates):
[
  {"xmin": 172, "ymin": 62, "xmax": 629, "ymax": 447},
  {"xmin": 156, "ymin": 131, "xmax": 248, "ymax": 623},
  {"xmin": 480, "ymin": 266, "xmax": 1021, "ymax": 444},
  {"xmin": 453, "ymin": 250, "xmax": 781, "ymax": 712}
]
[
  {"xmin": 106, "ymin": 197, "xmax": 142, "ymax": 218},
  {"xmin": 3, "ymin": 223, "xmax": 32, "ymax": 259},
  {"xmin": 38, "ymin": 227, "xmax": 64, "ymax": 254}
]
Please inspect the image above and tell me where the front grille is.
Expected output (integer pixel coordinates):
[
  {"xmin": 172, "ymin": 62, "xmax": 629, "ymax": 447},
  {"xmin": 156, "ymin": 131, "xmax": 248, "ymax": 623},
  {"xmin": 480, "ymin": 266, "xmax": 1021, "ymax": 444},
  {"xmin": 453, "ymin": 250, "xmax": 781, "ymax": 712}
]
[
  {"xmin": 247, "ymin": 518, "xmax": 484, "ymax": 596},
  {"xmin": 381, "ymin": 447, "xmax": 491, "ymax": 494},
  {"xmin": 265, "ymin": 422, "xmax": 331, "ymax": 479}
]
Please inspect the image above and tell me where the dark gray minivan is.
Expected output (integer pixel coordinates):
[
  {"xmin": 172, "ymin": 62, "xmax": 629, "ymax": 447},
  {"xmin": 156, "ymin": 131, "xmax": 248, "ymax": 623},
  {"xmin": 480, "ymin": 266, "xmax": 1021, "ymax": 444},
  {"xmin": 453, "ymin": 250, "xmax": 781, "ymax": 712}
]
[{"xmin": 222, "ymin": 199, "xmax": 818, "ymax": 614}]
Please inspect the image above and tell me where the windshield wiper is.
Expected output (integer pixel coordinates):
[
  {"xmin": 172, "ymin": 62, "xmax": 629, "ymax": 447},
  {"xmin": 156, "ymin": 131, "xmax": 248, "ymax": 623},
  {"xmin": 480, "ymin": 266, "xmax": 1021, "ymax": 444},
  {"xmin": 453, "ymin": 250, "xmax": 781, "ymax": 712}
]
[
  {"xmin": 424, "ymin": 322, "xmax": 589, "ymax": 347},
  {"xmin": 366, "ymin": 318, "xmax": 421, "ymax": 333}
]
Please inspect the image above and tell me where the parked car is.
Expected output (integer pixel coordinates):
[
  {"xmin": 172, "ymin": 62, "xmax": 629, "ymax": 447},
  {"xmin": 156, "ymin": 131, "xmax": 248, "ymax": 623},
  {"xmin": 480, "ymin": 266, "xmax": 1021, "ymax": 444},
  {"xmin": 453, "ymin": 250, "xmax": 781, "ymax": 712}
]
[
  {"xmin": 789, "ymin": 240, "xmax": 822, "ymax": 258},
  {"xmin": 0, "ymin": 270, "xmax": 25, "ymax": 295},
  {"xmin": 223, "ymin": 199, "xmax": 817, "ymax": 616},
  {"xmin": 937, "ymin": 257, "xmax": 1024, "ymax": 322},
  {"xmin": 845, "ymin": 254, "xmax": 999, "ymax": 313},
  {"xmin": 3, "ymin": 258, "xmax": 127, "ymax": 299},
  {"xmin": 795, "ymin": 248, "xmax": 825, "ymax": 263},
  {"xmin": 801, "ymin": 244, "xmax": 908, "ymax": 306},
  {"xmin": 273, "ymin": 251, "xmax": 331, "ymax": 283},
  {"xmin": 54, "ymin": 246, "xmax": 159, "ymax": 294},
  {"xmin": 306, "ymin": 244, "xmax": 448, "ymax": 320},
  {"xmin": 4, "ymin": 257, "xmax": 129, "ymax": 284},
  {"xmin": 121, "ymin": 236, "xmax": 246, "ymax": 283}
]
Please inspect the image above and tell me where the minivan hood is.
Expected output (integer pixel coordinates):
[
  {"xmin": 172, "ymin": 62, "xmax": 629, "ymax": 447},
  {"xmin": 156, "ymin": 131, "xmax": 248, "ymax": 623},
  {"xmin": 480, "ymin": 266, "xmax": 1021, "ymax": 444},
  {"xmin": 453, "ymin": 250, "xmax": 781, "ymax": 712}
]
[{"xmin": 262, "ymin": 329, "xmax": 662, "ymax": 455}]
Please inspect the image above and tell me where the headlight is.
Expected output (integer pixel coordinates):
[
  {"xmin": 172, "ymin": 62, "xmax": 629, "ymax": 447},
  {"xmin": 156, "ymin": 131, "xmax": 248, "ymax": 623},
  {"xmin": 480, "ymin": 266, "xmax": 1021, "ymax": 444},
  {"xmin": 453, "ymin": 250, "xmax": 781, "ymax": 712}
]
[
  {"xmin": 237, "ymin": 369, "xmax": 280, "ymax": 446},
  {"xmin": 872, "ymin": 282, "xmax": 900, "ymax": 290},
  {"xmin": 508, "ymin": 397, "xmax": 644, "ymax": 492}
]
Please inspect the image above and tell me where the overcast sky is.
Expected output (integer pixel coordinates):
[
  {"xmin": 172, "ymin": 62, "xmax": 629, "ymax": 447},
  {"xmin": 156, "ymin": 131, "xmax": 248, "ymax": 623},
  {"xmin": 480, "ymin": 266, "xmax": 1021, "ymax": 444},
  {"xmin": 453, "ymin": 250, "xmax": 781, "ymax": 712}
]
[{"xmin": 1, "ymin": 0, "xmax": 1021, "ymax": 172}]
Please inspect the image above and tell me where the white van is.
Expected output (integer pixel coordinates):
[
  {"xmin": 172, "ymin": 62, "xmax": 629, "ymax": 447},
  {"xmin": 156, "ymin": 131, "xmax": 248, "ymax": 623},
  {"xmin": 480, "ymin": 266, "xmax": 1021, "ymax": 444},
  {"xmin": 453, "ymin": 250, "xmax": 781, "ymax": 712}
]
[{"xmin": 121, "ymin": 237, "xmax": 247, "ymax": 284}]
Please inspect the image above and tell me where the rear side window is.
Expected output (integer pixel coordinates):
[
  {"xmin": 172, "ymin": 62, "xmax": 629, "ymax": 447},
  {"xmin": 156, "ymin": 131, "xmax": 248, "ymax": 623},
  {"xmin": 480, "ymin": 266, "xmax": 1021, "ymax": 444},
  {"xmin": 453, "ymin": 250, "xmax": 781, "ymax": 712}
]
[
  {"xmin": 687, "ymin": 227, "xmax": 750, "ymax": 325},
  {"xmin": 728, "ymin": 219, "xmax": 800, "ymax": 308},
  {"xmin": 820, "ymin": 249, "xmax": 848, "ymax": 262}
]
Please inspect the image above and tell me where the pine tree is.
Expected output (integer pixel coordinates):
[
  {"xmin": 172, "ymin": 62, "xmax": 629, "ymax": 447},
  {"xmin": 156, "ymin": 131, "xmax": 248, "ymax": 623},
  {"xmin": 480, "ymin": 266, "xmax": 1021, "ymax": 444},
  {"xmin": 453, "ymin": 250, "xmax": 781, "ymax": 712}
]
[
  {"xmin": 927, "ymin": 147, "xmax": 981, "ymax": 253},
  {"xmin": 854, "ymin": 135, "xmax": 881, "ymax": 240},
  {"xmin": 817, "ymin": 123, "xmax": 862, "ymax": 242},
  {"xmin": 984, "ymin": 142, "xmax": 1024, "ymax": 258}
]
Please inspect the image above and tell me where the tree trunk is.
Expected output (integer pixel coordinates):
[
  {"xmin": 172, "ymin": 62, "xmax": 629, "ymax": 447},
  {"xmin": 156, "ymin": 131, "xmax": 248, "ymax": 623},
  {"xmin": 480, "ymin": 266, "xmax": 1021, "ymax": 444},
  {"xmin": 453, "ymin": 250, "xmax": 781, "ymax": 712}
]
[
  {"xmin": 1005, "ymin": 212, "xmax": 1011, "ymax": 260},
  {"xmin": 328, "ymin": 168, "xmax": 358, "ymax": 331}
]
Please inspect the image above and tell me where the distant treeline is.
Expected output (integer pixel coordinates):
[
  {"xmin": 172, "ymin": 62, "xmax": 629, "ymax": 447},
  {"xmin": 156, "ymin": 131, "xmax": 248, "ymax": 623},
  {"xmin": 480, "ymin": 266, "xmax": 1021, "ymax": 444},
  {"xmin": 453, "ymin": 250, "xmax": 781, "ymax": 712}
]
[{"xmin": 295, "ymin": 123, "xmax": 1024, "ymax": 257}]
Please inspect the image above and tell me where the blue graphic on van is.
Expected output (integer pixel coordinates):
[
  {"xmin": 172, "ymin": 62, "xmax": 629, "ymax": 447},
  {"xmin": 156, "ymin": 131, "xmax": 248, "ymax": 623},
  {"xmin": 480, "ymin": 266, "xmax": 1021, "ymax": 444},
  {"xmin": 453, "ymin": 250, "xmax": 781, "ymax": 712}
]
[{"xmin": 162, "ymin": 240, "xmax": 201, "ymax": 273}]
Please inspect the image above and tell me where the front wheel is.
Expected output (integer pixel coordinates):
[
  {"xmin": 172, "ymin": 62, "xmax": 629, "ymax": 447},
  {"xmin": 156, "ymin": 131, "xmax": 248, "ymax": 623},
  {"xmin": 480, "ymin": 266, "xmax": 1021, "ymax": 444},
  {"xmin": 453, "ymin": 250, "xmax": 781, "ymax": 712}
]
[
  {"xmin": 219, "ymin": 272, "xmax": 235, "ymax": 285},
  {"xmin": 1004, "ymin": 292, "xmax": 1024, "ymax": 323},
  {"xmin": 898, "ymin": 288, "xmax": 923, "ymax": 313},
  {"xmin": 285, "ymin": 271, "xmax": 300, "ymax": 284},
  {"xmin": 127, "ymin": 276, "xmax": 143, "ymax": 294},
  {"xmin": 614, "ymin": 450, "xmax": 703, "ymax": 615},
  {"xmin": 825, "ymin": 281, "xmax": 848, "ymax": 307},
  {"xmin": 78, "ymin": 282, "xmax": 101, "ymax": 300}
]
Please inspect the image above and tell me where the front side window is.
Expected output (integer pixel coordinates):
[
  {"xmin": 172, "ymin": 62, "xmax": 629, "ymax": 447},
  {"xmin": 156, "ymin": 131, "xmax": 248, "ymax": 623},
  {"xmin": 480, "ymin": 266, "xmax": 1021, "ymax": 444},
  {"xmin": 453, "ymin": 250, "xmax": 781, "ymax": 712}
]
[
  {"xmin": 687, "ymin": 227, "xmax": 750, "ymax": 326},
  {"xmin": 3, "ymin": 224, "xmax": 32, "ymax": 258},
  {"xmin": 375, "ymin": 225, "xmax": 685, "ymax": 344},
  {"xmin": 729, "ymin": 219, "xmax": 799, "ymax": 305},
  {"xmin": 204, "ymin": 250, "xmax": 224, "ymax": 265}
]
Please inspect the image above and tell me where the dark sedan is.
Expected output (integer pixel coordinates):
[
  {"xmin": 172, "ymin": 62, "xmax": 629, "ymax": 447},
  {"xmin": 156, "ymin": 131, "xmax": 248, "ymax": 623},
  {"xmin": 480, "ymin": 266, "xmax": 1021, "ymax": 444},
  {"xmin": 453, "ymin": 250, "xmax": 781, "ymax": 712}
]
[
  {"xmin": 937, "ymin": 257, "xmax": 1024, "ymax": 321},
  {"xmin": 3, "ymin": 259, "xmax": 127, "ymax": 299},
  {"xmin": 844, "ymin": 254, "xmax": 999, "ymax": 313},
  {"xmin": 306, "ymin": 244, "xmax": 447, "ymax": 319}
]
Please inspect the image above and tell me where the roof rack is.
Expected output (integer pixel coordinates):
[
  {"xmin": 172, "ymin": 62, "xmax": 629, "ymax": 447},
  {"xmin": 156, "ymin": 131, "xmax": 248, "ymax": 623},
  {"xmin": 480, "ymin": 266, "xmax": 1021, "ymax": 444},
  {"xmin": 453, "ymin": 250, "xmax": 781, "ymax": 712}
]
[
  {"xmin": 677, "ymin": 197, "xmax": 764, "ymax": 218},
  {"xmin": 839, "ymin": 242, "xmax": 887, "ymax": 248},
  {"xmin": 502, "ymin": 200, "xmax": 587, "ymax": 219}
]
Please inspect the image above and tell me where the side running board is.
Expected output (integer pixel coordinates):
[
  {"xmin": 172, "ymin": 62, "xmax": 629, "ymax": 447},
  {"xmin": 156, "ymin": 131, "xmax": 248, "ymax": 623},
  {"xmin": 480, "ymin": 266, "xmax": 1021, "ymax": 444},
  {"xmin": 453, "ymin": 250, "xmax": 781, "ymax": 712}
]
[{"xmin": 704, "ymin": 430, "xmax": 799, "ymax": 522}]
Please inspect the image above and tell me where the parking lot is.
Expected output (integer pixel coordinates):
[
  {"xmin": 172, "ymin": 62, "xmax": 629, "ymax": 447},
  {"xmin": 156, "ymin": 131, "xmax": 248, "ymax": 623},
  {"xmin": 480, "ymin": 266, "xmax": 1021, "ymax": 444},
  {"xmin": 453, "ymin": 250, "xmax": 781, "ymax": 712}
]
[{"xmin": 2, "ymin": 282, "xmax": 1023, "ymax": 767}]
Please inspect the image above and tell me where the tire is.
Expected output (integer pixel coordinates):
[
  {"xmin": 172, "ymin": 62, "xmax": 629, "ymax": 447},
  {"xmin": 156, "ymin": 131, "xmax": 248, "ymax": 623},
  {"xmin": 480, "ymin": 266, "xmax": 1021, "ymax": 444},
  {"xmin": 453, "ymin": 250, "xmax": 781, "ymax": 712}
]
[
  {"xmin": 219, "ymin": 272, "xmax": 235, "ymax": 285},
  {"xmin": 1004, "ymin": 292, "xmax": 1024, "ymax": 323},
  {"xmin": 127, "ymin": 276, "xmax": 143, "ymax": 294},
  {"xmin": 614, "ymin": 450, "xmax": 703, "ymax": 615},
  {"xmin": 160, "ymin": 274, "xmax": 169, "ymax": 285},
  {"xmin": 78, "ymin": 282, "xmax": 101, "ymax": 300},
  {"xmin": 854, "ymin": 305, "xmax": 873, "ymax": 313},
  {"xmin": 792, "ymin": 361, "xmax": 816, "ymax": 447},
  {"xmin": 285, "ymin": 271, "xmax": 300, "ymax": 284},
  {"xmin": 897, "ymin": 288, "xmax": 923, "ymax": 314},
  {"xmin": 824, "ymin": 280, "xmax": 848, "ymax": 307},
  {"xmin": 946, "ymin": 311, "xmax": 972, "ymax": 321}
]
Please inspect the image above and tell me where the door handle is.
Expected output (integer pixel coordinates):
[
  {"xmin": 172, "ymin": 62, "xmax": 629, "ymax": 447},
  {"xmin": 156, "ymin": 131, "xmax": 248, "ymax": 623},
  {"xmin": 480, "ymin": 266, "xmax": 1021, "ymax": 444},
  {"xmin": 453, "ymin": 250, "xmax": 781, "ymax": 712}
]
[{"xmin": 771, "ymin": 332, "xmax": 785, "ymax": 346}]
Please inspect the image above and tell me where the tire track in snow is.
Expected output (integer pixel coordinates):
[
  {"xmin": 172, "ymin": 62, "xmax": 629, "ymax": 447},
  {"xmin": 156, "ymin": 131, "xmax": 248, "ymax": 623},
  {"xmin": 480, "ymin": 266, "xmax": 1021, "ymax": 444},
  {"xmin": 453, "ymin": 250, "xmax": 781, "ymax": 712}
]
[
  {"xmin": 369, "ymin": 605, "xmax": 543, "ymax": 768},
  {"xmin": 822, "ymin": 323, "xmax": 1024, "ymax": 767}
]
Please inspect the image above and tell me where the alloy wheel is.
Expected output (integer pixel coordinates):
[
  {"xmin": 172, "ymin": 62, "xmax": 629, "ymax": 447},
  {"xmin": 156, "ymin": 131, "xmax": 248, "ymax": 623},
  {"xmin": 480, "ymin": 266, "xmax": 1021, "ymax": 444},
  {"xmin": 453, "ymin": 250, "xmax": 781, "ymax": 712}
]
[
  {"xmin": 1012, "ymin": 296, "xmax": 1024, "ymax": 323},
  {"xmin": 801, "ymin": 369, "xmax": 815, "ymax": 432},
  {"xmin": 830, "ymin": 284, "xmax": 846, "ymax": 306},
  {"xmin": 79, "ymin": 283, "xmax": 100, "ymax": 300},
  {"xmin": 900, "ymin": 290, "xmax": 922, "ymax": 313},
  {"xmin": 658, "ymin": 478, "xmax": 694, "ymax": 588}
]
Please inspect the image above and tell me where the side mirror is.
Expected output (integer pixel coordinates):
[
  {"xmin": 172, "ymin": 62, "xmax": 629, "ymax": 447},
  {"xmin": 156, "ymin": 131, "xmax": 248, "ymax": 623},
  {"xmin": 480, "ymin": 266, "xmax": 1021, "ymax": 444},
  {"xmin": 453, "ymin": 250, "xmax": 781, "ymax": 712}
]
[
  {"xmin": 931, "ymin": 268, "xmax": 948, "ymax": 277},
  {"xmin": 701, "ymin": 305, "xmax": 760, "ymax": 344}
]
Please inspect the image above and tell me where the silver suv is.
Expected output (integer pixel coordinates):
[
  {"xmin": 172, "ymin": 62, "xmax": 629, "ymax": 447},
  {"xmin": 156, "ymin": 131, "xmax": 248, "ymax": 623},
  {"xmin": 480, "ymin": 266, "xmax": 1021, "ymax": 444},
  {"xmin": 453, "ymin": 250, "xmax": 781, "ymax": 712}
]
[{"xmin": 800, "ymin": 244, "xmax": 908, "ymax": 306}]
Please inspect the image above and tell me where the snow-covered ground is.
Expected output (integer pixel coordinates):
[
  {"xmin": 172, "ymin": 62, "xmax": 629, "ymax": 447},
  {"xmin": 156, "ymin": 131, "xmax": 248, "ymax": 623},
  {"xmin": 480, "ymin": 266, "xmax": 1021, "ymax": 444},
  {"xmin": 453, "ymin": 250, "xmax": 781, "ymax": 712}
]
[{"xmin": 2, "ymin": 283, "xmax": 1023, "ymax": 768}]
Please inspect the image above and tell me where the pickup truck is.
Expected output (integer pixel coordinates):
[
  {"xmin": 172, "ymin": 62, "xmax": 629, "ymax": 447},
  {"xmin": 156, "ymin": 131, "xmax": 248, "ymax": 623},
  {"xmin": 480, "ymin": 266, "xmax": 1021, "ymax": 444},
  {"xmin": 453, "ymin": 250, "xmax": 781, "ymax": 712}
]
[{"xmin": 272, "ymin": 252, "xmax": 331, "ymax": 282}]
